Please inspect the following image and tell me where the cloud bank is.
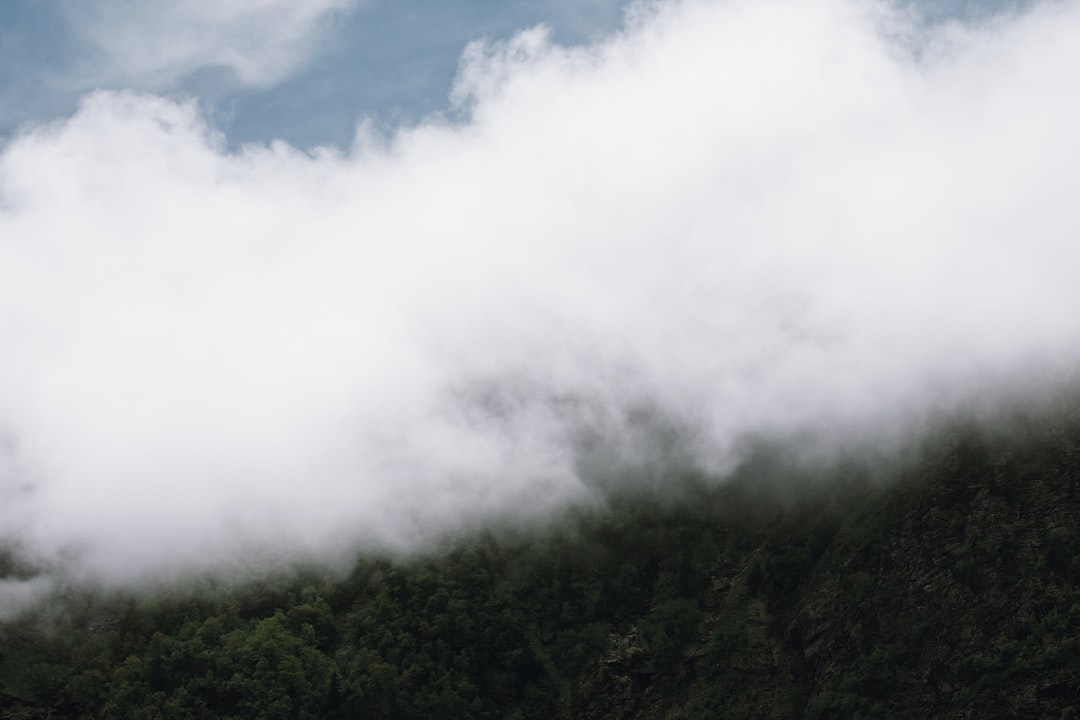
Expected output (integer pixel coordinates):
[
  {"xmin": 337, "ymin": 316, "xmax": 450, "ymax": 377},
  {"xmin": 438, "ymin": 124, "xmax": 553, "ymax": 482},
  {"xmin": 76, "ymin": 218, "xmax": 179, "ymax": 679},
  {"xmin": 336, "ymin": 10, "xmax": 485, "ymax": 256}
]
[{"xmin": 2, "ymin": 0, "xmax": 1080, "ymax": 597}]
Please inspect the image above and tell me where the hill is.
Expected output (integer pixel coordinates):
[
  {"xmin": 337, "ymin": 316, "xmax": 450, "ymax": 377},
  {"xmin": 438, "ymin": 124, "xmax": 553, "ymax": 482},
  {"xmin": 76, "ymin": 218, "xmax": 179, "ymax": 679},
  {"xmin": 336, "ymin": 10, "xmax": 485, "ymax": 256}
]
[{"xmin": 2, "ymin": 406, "xmax": 1079, "ymax": 719}]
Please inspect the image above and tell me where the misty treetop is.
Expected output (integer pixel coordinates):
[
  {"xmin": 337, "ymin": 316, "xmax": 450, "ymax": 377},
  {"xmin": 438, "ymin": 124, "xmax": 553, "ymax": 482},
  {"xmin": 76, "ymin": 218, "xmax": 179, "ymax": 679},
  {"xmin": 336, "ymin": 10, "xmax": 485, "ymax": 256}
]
[{"xmin": 3, "ymin": 406, "xmax": 1080, "ymax": 719}]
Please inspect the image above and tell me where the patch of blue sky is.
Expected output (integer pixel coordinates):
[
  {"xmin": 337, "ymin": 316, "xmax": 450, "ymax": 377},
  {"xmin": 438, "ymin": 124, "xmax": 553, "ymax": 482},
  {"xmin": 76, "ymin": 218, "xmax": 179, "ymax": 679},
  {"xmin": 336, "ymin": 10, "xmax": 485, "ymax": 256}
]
[
  {"xmin": 0, "ymin": 0, "xmax": 626, "ymax": 149},
  {"xmin": 218, "ymin": 0, "xmax": 628, "ymax": 149},
  {"xmin": 0, "ymin": 3, "xmax": 84, "ymax": 136},
  {"xmin": 0, "ymin": 0, "xmax": 1027, "ymax": 151}
]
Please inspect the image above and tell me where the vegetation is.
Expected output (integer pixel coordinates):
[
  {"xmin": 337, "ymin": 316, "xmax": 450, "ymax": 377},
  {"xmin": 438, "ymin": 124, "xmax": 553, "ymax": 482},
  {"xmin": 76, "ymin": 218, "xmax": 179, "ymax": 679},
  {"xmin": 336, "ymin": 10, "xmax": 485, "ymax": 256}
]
[{"xmin": 2, "ymin": 406, "xmax": 1080, "ymax": 719}]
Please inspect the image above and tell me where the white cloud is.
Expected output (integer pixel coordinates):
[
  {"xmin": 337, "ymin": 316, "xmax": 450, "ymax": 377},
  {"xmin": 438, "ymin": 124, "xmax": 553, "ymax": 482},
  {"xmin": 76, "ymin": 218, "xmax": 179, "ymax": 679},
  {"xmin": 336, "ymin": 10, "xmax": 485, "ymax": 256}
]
[
  {"xmin": 66, "ymin": 0, "xmax": 356, "ymax": 89},
  {"xmin": 2, "ymin": 0, "xmax": 1080, "ymax": 591}
]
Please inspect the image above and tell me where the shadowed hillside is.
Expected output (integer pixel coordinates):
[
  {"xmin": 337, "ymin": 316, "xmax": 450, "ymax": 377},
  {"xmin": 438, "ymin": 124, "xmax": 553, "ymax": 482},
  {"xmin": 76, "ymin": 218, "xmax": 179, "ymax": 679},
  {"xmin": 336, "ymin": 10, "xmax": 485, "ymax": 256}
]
[{"xmin": 2, "ymin": 406, "xmax": 1079, "ymax": 719}]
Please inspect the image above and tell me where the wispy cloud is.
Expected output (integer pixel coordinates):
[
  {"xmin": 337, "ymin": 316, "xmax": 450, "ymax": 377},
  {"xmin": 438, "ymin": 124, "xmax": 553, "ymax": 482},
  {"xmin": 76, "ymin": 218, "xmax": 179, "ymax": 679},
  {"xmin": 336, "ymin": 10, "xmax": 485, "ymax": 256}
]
[
  {"xmin": 63, "ymin": 0, "xmax": 357, "ymax": 89},
  {"xmin": 1, "ymin": 0, "xmax": 1079, "ymax": 599}
]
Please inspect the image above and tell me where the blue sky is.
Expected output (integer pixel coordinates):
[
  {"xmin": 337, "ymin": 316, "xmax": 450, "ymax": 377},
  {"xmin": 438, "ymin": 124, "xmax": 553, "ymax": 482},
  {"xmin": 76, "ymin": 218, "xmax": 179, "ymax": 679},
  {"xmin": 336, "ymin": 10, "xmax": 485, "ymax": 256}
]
[
  {"xmin": 0, "ymin": 0, "xmax": 627, "ymax": 148},
  {"xmin": 0, "ymin": 0, "xmax": 1018, "ymax": 149}
]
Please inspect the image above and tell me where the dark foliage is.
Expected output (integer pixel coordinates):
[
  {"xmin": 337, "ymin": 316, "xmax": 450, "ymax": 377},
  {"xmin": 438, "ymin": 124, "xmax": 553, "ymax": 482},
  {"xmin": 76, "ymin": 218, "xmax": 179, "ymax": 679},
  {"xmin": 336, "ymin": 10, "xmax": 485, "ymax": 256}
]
[{"xmin": 2, "ymin": 407, "xmax": 1079, "ymax": 719}]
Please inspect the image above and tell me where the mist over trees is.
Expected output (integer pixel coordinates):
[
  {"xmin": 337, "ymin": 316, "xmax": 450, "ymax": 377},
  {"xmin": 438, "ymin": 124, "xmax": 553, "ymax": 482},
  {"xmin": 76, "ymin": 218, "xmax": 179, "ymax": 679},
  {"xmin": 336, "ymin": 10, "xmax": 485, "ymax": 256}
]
[
  {"xmin": 3, "ymin": 1, "xmax": 1080, "ymax": 717},
  {"xmin": 3, "ymin": 403, "xmax": 1079, "ymax": 719}
]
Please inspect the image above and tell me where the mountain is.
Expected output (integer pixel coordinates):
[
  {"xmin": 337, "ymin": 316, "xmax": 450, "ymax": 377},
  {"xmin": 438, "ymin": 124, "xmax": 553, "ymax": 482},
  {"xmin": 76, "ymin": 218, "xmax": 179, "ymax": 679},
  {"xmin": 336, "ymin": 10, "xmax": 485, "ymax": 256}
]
[{"xmin": 2, "ymin": 404, "xmax": 1079, "ymax": 719}]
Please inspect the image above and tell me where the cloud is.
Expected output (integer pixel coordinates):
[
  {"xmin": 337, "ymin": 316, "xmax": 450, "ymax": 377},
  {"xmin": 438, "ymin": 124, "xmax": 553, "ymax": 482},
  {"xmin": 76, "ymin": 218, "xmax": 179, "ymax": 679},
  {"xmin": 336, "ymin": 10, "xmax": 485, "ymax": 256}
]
[
  {"xmin": 2, "ymin": 0, "xmax": 1080, "ymax": 594},
  {"xmin": 64, "ymin": 0, "xmax": 357, "ymax": 89}
]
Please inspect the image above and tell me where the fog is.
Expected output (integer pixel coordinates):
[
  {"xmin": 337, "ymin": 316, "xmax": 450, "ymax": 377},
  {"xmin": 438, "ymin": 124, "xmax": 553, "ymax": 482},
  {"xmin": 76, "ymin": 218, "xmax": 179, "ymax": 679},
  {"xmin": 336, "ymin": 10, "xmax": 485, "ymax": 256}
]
[{"xmin": 2, "ymin": 0, "xmax": 1080, "ymax": 601}]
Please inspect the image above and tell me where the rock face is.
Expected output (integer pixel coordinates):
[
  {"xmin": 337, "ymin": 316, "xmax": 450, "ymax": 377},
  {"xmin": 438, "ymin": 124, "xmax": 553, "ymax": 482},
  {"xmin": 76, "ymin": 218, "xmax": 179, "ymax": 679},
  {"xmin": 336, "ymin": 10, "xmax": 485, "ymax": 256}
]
[{"xmin": 2, "ymin": 407, "xmax": 1079, "ymax": 719}]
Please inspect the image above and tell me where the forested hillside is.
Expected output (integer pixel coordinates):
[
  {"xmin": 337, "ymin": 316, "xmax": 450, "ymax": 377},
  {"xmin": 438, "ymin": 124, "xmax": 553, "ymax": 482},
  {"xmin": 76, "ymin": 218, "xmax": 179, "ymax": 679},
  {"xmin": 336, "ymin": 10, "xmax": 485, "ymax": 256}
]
[{"xmin": 2, "ymin": 406, "xmax": 1079, "ymax": 719}]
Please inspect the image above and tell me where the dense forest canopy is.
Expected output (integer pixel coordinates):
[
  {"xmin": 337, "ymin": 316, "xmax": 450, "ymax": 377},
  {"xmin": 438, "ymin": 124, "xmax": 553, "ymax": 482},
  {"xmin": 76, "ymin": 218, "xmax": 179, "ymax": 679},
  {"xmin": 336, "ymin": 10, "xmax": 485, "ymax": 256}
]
[{"xmin": 2, "ymin": 401, "xmax": 1079, "ymax": 719}]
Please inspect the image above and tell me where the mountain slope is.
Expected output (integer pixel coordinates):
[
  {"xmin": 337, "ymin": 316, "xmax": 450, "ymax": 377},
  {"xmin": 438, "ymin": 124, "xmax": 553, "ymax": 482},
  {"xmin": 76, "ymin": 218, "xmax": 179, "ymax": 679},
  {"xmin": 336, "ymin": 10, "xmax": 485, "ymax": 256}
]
[{"xmin": 2, "ymin": 408, "xmax": 1079, "ymax": 719}]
